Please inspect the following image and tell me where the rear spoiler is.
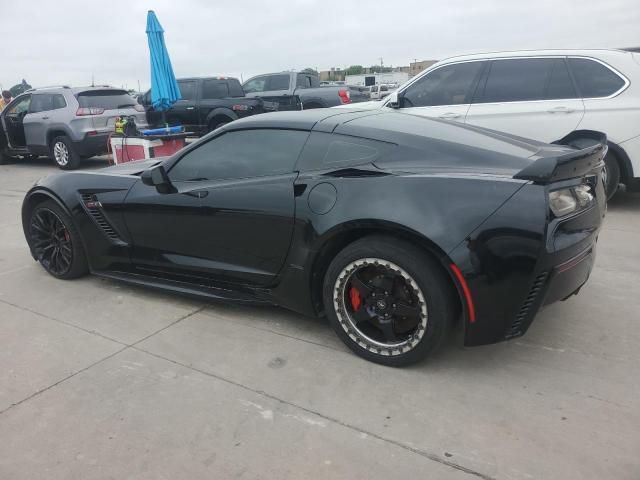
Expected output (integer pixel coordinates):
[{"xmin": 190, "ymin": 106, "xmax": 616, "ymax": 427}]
[{"xmin": 514, "ymin": 130, "xmax": 607, "ymax": 183}]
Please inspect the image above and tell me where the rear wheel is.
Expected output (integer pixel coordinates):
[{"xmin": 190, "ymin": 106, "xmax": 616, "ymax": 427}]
[
  {"xmin": 603, "ymin": 151, "xmax": 621, "ymax": 200},
  {"xmin": 28, "ymin": 200, "xmax": 88, "ymax": 279},
  {"xmin": 50, "ymin": 135, "xmax": 81, "ymax": 170},
  {"xmin": 323, "ymin": 236, "xmax": 455, "ymax": 366},
  {"xmin": 208, "ymin": 117, "xmax": 232, "ymax": 132}
]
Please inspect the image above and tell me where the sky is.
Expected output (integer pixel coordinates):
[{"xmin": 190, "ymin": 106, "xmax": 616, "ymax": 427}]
[{"xmin": 3, "ymin": 0, "xmax": 639, "ymax": 92}]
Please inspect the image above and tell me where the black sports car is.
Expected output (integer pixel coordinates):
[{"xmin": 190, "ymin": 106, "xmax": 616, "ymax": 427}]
[{"xmin": 22, "ymin": 109, "xmax": 607, "ymax": 366}]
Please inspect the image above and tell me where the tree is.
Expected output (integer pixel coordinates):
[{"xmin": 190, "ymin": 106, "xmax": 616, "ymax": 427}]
[
  {"xmin": 345, "ymin": 65, "xmax": 364, "ymax": 75},
  {"xmin": 369, "ymin": 65, "xmax": 392, "ymax": 74},
  {"xmin": 301, "ymin": 67, "xmax": 318, "ymax": 76}
]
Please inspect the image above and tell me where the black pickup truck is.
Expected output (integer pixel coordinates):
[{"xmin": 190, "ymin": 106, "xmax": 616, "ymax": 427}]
[
  {"xmin": 140, "ymin": 77, "xmax": 270, "ymax": 136},
  {"xmin": 242, "ymin": 71, "xmax": 368, "ymax": 111}
]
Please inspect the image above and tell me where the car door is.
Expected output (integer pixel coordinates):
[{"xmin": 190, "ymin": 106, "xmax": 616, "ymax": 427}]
[
  {"xmin": 167, "ymin": 79, "xmax": 200, "ymax": 131},
  {"xmin": 464, "ymin": 58, "xmax": 585, "ymax": 143},
  {"xmin": 23, "ymin": 93, "xmax": 64, "ymax": 148},
  {"xmin": 1, "ymin": 94, "xmax": 31, "ymax": 148},
  {"xmin": 123, "ymin": 128, "xmax": 310, "ymax": 286},
  {"xmin": 244, "ymin": 74, "xmax": 299, "ymax": 111},
  {"xmin": 396, "ymin": 61, "xmax": 485, "ymax": 122}
]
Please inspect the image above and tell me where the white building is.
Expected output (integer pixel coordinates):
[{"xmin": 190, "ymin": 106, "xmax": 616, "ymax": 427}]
[{"xmin": 345, "ymin": 72, "xmax": 409, "ymax": 87}]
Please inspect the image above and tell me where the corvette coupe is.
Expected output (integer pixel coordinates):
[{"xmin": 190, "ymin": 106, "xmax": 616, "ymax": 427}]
[{"xmin": 22, "ymin": 109, "xmax": 606, "ymax": 366}]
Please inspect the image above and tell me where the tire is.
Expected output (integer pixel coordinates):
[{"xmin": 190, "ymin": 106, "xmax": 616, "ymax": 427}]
[
  {"xmin": 603, "ymin": 151, "xmax": 621, "ymax": 200},
  {"xmin": 323, "ymin": 236, "xmax": 456, "ymax": 366},
  {"xmin": 208, "ymin": 117, "xmax": 231, "ymax": 132},
  {"xmin": 49, "ymin": 135, "xmax": 81, "ymax": 170},
  {"xmin": 28, "ymin": 200, "xmax": 88, "ymax": 279}
]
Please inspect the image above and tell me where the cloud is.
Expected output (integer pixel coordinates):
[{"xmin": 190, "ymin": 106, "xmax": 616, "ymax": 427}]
[{"xmin": 2, "ymin": 0, "xmax": 639, "ymax": 91}]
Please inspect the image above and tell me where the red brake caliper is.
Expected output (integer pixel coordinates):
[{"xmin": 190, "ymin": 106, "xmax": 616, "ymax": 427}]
[{"xmin": 349, "ymin": 286, "xmax": 362, "ymax": 311}]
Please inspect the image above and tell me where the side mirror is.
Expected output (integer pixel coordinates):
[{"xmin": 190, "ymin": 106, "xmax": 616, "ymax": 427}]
[
  {"xmin": 386, "ymin": 91, "xmax": 401, "ymax": 109},
  {"xmin": 141, "ymin": 165, "xmax": 175, "ymax": 194}
]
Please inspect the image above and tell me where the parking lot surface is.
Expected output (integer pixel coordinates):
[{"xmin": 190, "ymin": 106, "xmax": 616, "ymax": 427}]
[{"xmin": 1, "ymin": 157, "xmax": 639, "ymax": 480}]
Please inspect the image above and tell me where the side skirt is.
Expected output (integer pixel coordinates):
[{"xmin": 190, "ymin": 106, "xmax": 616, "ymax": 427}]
[{"xmin": 92, "ymin": 270, "xmax": 274, "ymax": 306}]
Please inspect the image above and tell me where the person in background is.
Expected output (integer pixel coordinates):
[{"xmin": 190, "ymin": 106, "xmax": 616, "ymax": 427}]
[{"xmin": 0, "ymin": 91, "xmax": 12, "ymax": 111}]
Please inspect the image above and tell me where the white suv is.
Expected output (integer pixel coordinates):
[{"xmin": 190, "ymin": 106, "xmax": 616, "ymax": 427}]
[{"xmin": 354, "ymin": 49, "xmax": 640, "ymax": 198}]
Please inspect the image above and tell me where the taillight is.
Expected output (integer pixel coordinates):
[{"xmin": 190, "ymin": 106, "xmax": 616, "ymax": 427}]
[
  {"xmin": 76, "ymin": 107, "xmax": 105, "ymax": 116},
  {"xmin": 134, "ymin": 104, "xmax": 145, "ymax": 112},
  {"xmin": 338, "ymin": 88, "xmax": 351, "ymax": 104}
]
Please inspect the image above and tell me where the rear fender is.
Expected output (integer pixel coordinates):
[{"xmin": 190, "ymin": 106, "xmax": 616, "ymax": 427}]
[{"xmin": 205, "ymin": 108, "xmax": 238, "ymax": 127}]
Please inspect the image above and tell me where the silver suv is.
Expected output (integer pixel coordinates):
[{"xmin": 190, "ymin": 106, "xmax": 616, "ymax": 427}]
[{"xmin": 0, "ymin": 86, "xmax": 148, "ymax": 169}]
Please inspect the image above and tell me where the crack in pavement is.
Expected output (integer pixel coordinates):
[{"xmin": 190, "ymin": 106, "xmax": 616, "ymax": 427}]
[
  {"xmin": 0, "ymin": 303, "xmax": 205, "ymax": 416},
  {"xmin": 132, "ymin": 345, "xmax": 497, "ymax": 480}
]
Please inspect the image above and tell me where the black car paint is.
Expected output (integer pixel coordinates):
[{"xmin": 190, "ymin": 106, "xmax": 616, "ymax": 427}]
[{"xmin": 22, "ymin": 109, "xmax": 606, "ymax": 347}]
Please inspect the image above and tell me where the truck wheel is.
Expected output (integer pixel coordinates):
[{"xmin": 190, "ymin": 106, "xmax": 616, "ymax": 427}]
[
  {"xmin": 208, "ymin": 117, "xmax": 232, "ymax": 132},
  {"xmin": 50, "ymin": 136, "xmax": 81, "ymax": 170},
  {"xmin": 603, "ymin": 151, "xmax": 620, "ymax": 200},
  {"xmin": 323, "ymin": 236, "xmax": 456, "ymax": 366}
]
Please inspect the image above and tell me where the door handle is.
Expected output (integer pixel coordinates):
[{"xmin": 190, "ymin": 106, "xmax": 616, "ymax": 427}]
[
  {"xmin": 439, "ymin": 112, "xmax": 460, "ymax": 119},
  {"xmin": 185, "ymin": 106, "xmax": 195, "ymax": 110},
  {"xmin": 41, "ymin": 116, "xmax": 49, "ymax": 120},
  {"xmin": 183, "ymin": 190, "xmax": 209, "ymax": 198},
  {"xmin": 547, "ymin": 106, "xmax": 574, "ymax": 114}
]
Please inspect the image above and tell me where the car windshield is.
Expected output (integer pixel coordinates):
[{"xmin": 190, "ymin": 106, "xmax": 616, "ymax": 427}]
[{"xmin": 77, "ymin": 90, "xmax": 135, "ymax": 110}]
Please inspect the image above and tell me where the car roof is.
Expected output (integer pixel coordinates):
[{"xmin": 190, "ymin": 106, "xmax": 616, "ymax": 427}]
[
  {"xmin": 69, "ymin": 86, "xmax": 128, "ymax": 94},
  {"xmin": 227, "ymin": 109, "xmax": 547, "ymax": 158},
  {"xmin": 225, "ymin": 109, "xmax": 381, "ymax": 131},
  {"xmin": 438, "ymin": 48, "xmax": 632, "ymax": 64}
]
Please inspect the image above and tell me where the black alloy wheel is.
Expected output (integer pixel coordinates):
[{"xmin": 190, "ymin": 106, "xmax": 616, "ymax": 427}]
[
  {"xmin": 29, "ymin": 201, "xmax": 88, "ymax": 279},
  {"xmin": 324, "ymin": 236, "xmax": 455, "ymax": 366},
  {"xmin": 336, "ymin": 259, "xmax": 428, "ymax": 350}
]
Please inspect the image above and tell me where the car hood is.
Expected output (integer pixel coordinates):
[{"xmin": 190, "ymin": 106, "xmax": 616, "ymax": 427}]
[{"xmin": 98, "ymin": 158, "xmax": 167, "ymax": 176}]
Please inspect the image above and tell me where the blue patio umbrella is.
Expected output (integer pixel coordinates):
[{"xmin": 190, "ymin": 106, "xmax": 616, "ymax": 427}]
[{"xmin": 146, "ymin": 10, "xmax": 181, "ymax": 112}]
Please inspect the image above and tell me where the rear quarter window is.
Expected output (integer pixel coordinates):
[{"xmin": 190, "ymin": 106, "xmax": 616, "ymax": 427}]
[
  {"xmin": 568, "ymin": 58, "xmax": 626, "ymax": 98},
  {"xmin": 297, "ymin": 132, "xmax": 393, "ymax": 171}
]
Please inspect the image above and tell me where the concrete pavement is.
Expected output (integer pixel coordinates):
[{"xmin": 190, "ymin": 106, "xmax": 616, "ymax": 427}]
[{"xmin": 1, "ymin": 157, "xmax": 639, "ymax": 479}]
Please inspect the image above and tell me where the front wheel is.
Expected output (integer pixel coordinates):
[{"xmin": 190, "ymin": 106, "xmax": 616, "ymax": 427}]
[
  {"xmin": 28, "ymin": 200, "xmax": 88, "ymax": 279},
  {"xmin": 49, "ymin": 135, "xmax": 81, "ymax": 170},
  {"xmin": 323, "ymin": 236, "xmax": 456, "ymax": 366}
]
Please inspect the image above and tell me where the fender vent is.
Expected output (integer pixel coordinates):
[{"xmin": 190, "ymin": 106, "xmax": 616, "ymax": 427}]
[
  {"xmin": 506, "ymin": 272, "xmax": 549, "ymax": 338},
  {"xmin": 80, "ymin": 193, "xmax": 123, "ymax": 243}
]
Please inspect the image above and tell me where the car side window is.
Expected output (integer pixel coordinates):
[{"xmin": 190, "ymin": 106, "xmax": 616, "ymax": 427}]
[
  {"xmin": 296, "ymin": 132, "xmax": 393, "ymax": 171},
  {"xmin": 481, "ymin": 59, "xmax": 554, "ymax": 103},
  {"xmin": 296, "ymin": 75, "xmax": 312, "ymax": 89},
  {"xmin": 29, "ymin": 94, "xmax": 53, "ymax": 113},
  {"xmin": 202, "ymin": 80, "xmax": 229, "ymax": 99},
  {"xmin": 243, "ymin": 76, "xmax": 269, "ymax": 93},
  {"xmin": 568, "ymin": 58, "xmax": 626, "ymax": 98},
  {"xmin": 7, "ymin": 95, "xmax": 31, "ymax": 115},
  {"xmin": 169, "ymin": 129, "xmax": 309, "ymax": 182},
  {"xmin": 401, "ymin": 61, "xmax": 484, "ymax": 107},
  {"xmin": 177, "ymin": 81, "xmax": 197, "ymax": 101},
  {"xmin": 546, "ymin": 59, "xmax": 577, "ymax": 99},
  {"xmin": 268, "ymin": 75, "xmax": 291, "ymax": 91}
]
